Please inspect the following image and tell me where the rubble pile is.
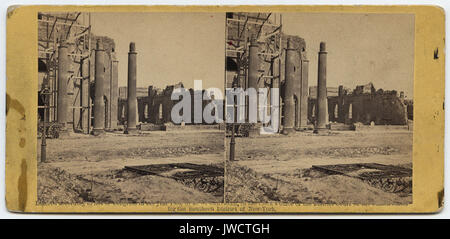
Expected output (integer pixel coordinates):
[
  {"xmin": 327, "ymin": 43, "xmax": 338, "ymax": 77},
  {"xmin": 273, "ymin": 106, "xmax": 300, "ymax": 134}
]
[{"xmin": 305, "ymin": 146, "xmax": 398, "ymax": 158}]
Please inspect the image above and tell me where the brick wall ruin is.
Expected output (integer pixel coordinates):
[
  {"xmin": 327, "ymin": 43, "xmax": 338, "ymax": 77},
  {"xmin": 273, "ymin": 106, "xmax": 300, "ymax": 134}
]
[
  {"xmin": 118, "ymin": 83, "xmax": 219, "ymax": 125},
  {"xmin": 308, "ymin": 83, "xmax": 409, "ymax": 125}
]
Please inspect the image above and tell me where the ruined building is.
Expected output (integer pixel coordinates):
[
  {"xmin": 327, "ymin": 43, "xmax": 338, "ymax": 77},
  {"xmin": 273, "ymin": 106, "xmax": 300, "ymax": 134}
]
[
  {"xmin": 225, "ymin": 12, "xmax": 410, "ymax": 135},
  {"xmin": 225, "ymin": 13, "xmax": 310, "ymax": 134},
  {"xmin": 39, "ymin": 12, "xmax": 221, "ymax": 136},
  {"xmin": 38, "ymin": 12, "xmax": 119, "ymax": 135},
  {"xmin": 38, "ymin": 12, "xmax": 410, "ymax": 137},
  {"xmin": 308, "ymin": 82, "xmax": 409, "ymax": 125},
  {"xmin": 118, "ymin": 85, "xmax": 178, "ymax": 125},
  {"xmin": 118, "ymin": 82, "xmax": 219, "ymax": 126}
]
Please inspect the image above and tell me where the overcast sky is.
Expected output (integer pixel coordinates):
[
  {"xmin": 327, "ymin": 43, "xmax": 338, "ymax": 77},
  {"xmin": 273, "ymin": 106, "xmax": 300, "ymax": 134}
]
[
  {"xmin": 283, "ymin": 12, "xmax": 414, "ymax": 98},
  {"xmin": 91, "ymin": 12, "xmax": 225, "ymax": 91},
  {"xmin": 90, "ymin": 12, "xmax": 414, "ymax": 98}
]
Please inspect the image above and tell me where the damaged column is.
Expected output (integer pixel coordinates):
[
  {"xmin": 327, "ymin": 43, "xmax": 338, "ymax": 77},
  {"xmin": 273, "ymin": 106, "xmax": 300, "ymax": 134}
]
[
  {"xmin": 299, "ymin": 51, "xmax": 309, "ymax": 130},
  {"xmin": 93, "ymin": 39, "xmax": 105, "ymax": 136},
  {"xmin": 81, "ymin": 57, "xmax": 90, "ymax": 134},
  {"xmin": 110, "ymin": 50, "xmax": 119, "ymax": 130},
  {"xmin": 282, "ymin": 38, "xmax": 296, "ymax": 135},
  {"xmin": 315, "ymin": 42, "xmax": 329, "ymax": 133},
  {"xmin": 57, "ymin": 42, "xmax": 70, "ymax": 134},
  {"xmin": 125, "ymin": 42, "xmax": 138, "ymax": 134},
  {"xmin": 247, "ymin": 36, "xmax": 261, "ymax": 136},
  {"xmin": 248, "ymin": 36, "xmax": 259, "ymax": 123},
  {"xmin": 338, "ymin": 86, "xmax": 345, "ymax": 123}
]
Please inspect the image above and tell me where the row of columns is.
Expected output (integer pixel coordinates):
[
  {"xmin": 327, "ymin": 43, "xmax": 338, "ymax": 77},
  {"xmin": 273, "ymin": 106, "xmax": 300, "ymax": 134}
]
[
  {"xmin": 58, "ymin": 38, "xmax": 324, "ymax": 135},
  {"xmin": 94, "ymin": 41, "xmax": 137, "ymax": 135},
  {"xmin": 281, "ymin": 38, "xmax": 312, "ymax": 135},
  {"xmin": 281, "ymin": 39, "xmax": 328, "ymax": 134},
  {"xmin": 245, "ymin": 36, "xmax": 315, "ymax": 135},
  {"xmin": 56, "ymin": 39, "xmax": 136, "ymax": 136}
]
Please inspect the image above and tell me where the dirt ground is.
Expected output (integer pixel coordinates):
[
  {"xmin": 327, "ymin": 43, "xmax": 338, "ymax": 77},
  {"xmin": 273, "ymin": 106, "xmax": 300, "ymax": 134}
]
[
  {"xmin": 37, "ymin": 129, "xmax": 224, "ymax": 204},
  {"xmin": 225, "ymin": 128, "xmax": 413, "ymax": 205},
  {"xmin": 37, "ymin": 126, "xmax": 413, "ymax": 205}
]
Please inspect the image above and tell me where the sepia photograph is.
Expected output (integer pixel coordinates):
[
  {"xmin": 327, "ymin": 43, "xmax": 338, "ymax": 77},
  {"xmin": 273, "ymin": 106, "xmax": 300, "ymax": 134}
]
[
  {"xmin": 37, "ymin": 12, "xmax": 225, "ymax": 204},
  {"xmin": 3, "ymin": 3, "xmax": 445, "ymax": 214},
  {"xmin": 36, "ymin": 11, "xmax": 415, "ymax": 206},
  {"xmin": 224, "ymin": 12, "xmax": 414, "ymax": 205}
]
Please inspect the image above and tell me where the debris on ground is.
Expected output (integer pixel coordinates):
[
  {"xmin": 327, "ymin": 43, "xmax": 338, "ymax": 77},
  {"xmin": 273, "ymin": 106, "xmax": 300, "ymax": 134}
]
[{"xmin": 37, "ymin": 131, "xmax": 224, "ymax": 204}]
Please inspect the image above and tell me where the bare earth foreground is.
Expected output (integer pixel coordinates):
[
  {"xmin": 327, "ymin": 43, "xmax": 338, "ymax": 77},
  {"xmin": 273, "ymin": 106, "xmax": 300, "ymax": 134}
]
[
  {"xmin": 37, "ymin": 126, "xmax": 412, "ymax": 205},
  {"xmin": 37, "ymin": 130, "xmax": 224, "ymax": 204},
  {"xmin": 225, "ymin": 127, "xmax": 413, "ymax": 205}
]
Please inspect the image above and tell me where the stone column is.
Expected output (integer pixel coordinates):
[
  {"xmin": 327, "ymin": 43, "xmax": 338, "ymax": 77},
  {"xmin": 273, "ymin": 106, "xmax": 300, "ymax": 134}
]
[
  {"xmin": 138, "ymin": 99, "xmax": 145, "ymax": 123},
  {"xmin": 66, "ymin": 44, "xmax": 75, "ymax": 133},
  {"xmin": 294, "ymin": 53, "xmax": 302, "ymax": 130},
  {"xmin": 81, "ymin": 57, "xmax": 90, "ymax": 133},
  {"xmin": 300, "ymin": 54, "xmax": 309, "ymax": 129},
  {"xmin": 126, "ymin": 42, "xmax": 138, "ymax": 134},
  {"xmin": 147, "ymin": 86, "xmax": 154, "ymax": 121},
  {"xmin": 118, "ymin": 102, "xmax": 124, "ymax": 125},
  {"xmin": 93, "ymin": 39, "xmax": 105, "ymax": 136},
  {"xmin": 110, "ymin": 51, "xmax": 119, "ymax": 130},
  {"xmin": 73, "ymin": 73, "xmax": 81, "ymax": 132},
  {"xmin": 104, "ymin": 53, "xmax": 111, "ymax": 131},
  {"xmin": 57, "ymin": 42, "xmax": 70, "ymax": 132},
  {"xmin": 282, "ymin": 38, "xmax": 296, "ymax": 135},
  {"xmin": 315, "ymin": 42, "xmax": 328, "ymax": 132},
  {"xmin": 337, "ymin": 85, "xmax": 345, "ymax": 123},
  {"xmin": 248, "ymin": 37, "xmax": 259, "ymax": 123}
]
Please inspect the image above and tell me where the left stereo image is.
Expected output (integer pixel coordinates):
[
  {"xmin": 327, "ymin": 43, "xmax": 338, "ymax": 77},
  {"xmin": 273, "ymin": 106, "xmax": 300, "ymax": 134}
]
[{"xmin": 37, "ymin": 12, "xmax": 226, "ymax": 204}]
